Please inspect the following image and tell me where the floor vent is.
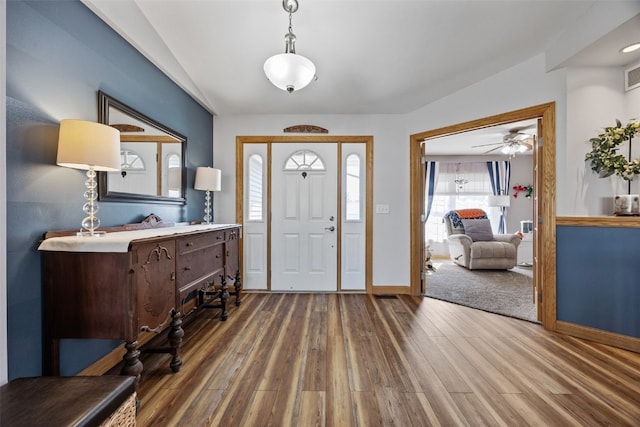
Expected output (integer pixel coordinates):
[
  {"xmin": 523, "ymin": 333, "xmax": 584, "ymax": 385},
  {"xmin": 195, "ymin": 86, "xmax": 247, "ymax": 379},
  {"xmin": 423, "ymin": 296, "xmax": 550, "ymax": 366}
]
[
  {"xmin": 625, "ymin": 61, "xmax": 640, "ymax": 92},
  {"xmin": 374, "ymin": 294, "xmax": 398, "ymax": 299}
]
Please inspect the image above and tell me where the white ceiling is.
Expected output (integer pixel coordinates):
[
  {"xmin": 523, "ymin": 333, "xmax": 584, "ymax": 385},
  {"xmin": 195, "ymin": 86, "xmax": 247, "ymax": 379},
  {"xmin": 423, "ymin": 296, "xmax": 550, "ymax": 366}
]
[{"xmin": 83, "ymin": 0, "xmax": 640, "ymax": 117}]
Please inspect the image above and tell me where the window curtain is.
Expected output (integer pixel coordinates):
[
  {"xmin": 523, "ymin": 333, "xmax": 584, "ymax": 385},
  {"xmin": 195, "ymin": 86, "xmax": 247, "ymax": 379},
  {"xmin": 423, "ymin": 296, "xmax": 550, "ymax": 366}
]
[
  {"xmin": 424, "ymin": 161, "xmax": 439, "ymax": 223},
  {"xmin": 486, "ymin": 160, "xmax": 511, "ymax": 233}
]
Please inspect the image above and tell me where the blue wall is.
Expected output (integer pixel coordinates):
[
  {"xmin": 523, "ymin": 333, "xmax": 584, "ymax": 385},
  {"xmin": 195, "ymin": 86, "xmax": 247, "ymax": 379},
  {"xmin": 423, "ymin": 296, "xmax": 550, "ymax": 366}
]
[
  {"xmin": 557, "ymin": 226, "xmax": 640, "ymax": 338},
  {"xmin": 6, "ymin": 0, "xmax": 213, "ymax": 379}
]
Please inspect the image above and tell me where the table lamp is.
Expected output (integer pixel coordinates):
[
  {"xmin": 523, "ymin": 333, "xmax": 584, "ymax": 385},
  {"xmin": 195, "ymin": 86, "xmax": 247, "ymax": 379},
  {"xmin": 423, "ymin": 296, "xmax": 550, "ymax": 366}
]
[
  {"xmin": 194, "ymin": 167, "xmax": 221, "ymax": 224},
  {"xmin": 57, "ymin": 119, "xmax": 120, "ymax": 236}
]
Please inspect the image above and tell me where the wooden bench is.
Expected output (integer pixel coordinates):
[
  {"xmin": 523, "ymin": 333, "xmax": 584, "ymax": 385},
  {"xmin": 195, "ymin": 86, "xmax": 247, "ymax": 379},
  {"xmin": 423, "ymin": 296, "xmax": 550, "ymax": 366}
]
[{"xmin": 0, "ymin": 376, "xmax": 136, "ymax": 426}]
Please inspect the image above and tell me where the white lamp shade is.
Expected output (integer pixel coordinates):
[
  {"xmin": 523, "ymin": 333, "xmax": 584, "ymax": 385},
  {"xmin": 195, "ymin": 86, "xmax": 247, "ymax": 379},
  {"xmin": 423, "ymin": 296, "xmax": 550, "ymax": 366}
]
[
  {"xmin": 487, "ymin": 195, "xmax": 511, "ymax": 207},
  {"xmin": 264, "ymin": 53, "xmax": 316, "ymax": 92},
  {"xmin": 57, "ymin": 119, "xmax": 121, "ymax": 171},
  {"xmin": 194, "ymin": 167, "xmax": 221, "ymax": 191}
]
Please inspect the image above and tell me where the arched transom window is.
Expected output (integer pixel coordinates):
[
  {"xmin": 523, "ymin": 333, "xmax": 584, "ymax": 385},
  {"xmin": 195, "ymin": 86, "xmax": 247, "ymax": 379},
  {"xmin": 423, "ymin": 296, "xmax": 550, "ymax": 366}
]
[
  {"xmin": 120, "ymin": 149, "xmax": 145, "ymax": 171},
  {"xmin": 283, "ymin": 150, "xmax": 326, "ymax": 171}
]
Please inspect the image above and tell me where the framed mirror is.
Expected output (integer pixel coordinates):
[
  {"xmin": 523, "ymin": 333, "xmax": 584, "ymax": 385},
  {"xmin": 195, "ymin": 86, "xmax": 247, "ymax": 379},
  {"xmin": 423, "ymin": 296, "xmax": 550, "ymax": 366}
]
[{"xmin": 98, "ymin": 91, "xmax": 187, "ymax": 205}]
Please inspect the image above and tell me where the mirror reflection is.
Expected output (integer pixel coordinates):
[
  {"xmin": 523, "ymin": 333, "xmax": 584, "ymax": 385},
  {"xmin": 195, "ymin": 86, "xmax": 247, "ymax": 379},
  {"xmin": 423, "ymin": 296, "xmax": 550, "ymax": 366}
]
[{"xmin": 98, "ymin": 91, "xmax": 186, "ymax": 205}]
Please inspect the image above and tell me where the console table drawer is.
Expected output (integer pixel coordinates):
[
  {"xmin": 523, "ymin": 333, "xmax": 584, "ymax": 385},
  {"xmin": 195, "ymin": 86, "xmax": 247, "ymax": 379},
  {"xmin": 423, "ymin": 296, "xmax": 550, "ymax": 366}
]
[
  {"xmin": 177, "ymin": 231, "xmax": 225, "ymax": 255},
  {"xmin": 177, "ymin": 243, "xmax": 224, "ymax": 286}
]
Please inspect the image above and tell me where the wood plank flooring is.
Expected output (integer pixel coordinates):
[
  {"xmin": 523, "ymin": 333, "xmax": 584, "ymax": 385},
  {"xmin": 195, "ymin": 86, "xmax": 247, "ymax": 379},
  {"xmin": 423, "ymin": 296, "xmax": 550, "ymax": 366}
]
[{"xmin": 131, "ymin": 293, "xmax": 640, "ymax": 426}]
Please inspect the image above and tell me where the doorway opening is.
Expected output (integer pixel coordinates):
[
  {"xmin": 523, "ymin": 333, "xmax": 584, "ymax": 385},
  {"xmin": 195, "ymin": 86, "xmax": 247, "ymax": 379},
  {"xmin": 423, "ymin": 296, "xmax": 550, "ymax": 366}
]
[
  {"xmin": 236, "ymin": 135, "xmax": 374, "ymax": 293},
  {"xmin": 409, "ymin": 103, "xmax": 557, "ymax": 329}
]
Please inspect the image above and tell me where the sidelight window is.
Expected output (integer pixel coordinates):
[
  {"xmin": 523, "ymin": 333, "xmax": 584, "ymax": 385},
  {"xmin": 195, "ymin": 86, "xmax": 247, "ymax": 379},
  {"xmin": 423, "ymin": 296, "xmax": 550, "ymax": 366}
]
[
  {"xmin": 345, "ymin": 154, "xmax": 361, "ymax": 221},
  {"xmin": 248, "ymin": 154, "xmax": 264, "ymax": 222}
]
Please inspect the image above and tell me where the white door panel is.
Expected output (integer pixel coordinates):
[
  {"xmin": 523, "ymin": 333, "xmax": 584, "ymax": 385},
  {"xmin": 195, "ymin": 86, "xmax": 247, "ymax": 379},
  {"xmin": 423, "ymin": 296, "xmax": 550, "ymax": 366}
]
[{"xmin": 271, "ymin": 143, "xmax": 337, "ymax": 291}]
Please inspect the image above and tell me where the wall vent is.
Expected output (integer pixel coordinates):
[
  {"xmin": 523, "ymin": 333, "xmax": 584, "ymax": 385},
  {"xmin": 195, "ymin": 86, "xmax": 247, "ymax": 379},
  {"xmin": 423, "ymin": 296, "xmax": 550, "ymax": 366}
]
[{"xmin": 625, "ymin": 61, "xmax": 640, "ymax": 92}]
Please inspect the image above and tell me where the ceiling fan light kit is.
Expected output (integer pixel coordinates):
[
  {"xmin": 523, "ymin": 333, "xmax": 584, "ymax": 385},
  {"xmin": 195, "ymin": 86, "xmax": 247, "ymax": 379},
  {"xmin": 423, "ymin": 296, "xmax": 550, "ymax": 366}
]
[
  {"xmin": 471, "ymin": 124, "xmax": 535, "ymax": 156},
  {"xmin": 500, "ymin": 141, "xmax": 530, "ymax": 156},
  {"xmin": 264, "ymin": 0, "xmax": 316, "ymax": 93}
]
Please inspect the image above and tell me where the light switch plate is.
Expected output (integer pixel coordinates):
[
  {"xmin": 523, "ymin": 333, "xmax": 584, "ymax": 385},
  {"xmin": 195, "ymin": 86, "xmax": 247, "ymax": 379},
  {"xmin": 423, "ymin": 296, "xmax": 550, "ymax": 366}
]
[{"xmin": 376, "ymin": 204, "xmax": 390, "ymax": 214}]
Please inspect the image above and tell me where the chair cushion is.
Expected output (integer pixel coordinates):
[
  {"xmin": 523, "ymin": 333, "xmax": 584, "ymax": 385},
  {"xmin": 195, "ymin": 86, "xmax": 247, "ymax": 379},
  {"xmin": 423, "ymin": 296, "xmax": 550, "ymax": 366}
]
[{"xmin": 461, "ymin": 218, "xmax": 494, "ymax": 241}]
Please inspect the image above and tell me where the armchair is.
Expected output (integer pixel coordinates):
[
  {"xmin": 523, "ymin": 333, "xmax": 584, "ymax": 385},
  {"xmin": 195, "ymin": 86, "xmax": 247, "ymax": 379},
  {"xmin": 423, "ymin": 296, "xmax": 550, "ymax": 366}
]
[{"xmin": 443, "ymin": 209, "xmax": 520, "ymax": 270}]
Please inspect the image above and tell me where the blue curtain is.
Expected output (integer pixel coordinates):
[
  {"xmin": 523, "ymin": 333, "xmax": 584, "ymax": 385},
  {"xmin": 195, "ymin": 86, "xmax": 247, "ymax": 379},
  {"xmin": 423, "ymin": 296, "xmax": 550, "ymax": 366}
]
[
  {"xmin": 424, "ymin": 161, "xmax": 439, "ymax": 223},
  {"xmin": 486, "ymin": 160, "xmax": 511, "ymax": 233}
]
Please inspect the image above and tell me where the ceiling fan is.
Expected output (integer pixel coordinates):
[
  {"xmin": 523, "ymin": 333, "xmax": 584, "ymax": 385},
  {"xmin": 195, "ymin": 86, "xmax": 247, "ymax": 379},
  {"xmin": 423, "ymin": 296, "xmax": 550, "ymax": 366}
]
[{"xmin": 472, "ymin": 126, "xmax": 535, "ymax": 155}]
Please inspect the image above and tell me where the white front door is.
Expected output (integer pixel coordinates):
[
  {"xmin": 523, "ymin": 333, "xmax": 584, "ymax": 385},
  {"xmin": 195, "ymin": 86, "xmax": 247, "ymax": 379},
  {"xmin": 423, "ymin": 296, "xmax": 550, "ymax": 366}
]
[{"xmin": 271, "ymin": 143, "xmax": 338, "ymax": 291}]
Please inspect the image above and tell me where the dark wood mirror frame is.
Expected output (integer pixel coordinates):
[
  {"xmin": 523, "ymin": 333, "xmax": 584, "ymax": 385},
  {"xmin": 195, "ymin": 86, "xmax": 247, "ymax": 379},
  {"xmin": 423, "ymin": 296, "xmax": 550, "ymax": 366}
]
[{"xmin": 98, "ymin": 90, "xmax": 187, "ymax": 205}]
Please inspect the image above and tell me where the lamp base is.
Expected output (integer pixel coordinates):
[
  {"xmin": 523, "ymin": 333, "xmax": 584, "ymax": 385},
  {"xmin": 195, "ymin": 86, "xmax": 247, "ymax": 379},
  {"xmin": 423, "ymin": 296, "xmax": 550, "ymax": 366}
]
[
  {"xmin": 203, "ymin": 190, "xmax": 212, "ymax": 224},
  {"xmin": 76, "ymin": 230, "xmax": 107, "ymax": 238}
]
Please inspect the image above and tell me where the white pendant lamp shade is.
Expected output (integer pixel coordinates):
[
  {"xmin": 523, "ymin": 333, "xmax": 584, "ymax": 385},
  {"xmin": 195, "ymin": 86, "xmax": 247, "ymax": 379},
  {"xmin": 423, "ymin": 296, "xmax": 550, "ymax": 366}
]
[
  {"xmin": 57, "ymin": 119, "xmax": 121, "ymax": 171},
  {"xmin": 264, "ymin": 53, "xmax": 316, "ymax": 93},
  {"xmin": 264, "ymin": 0, "xmax": 316, "ymax": 93}
]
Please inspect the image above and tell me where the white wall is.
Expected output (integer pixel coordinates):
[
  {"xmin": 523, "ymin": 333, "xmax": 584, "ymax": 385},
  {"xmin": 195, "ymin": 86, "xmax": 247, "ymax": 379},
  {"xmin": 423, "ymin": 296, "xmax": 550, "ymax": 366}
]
[
  {"xmin": 213, "ymin": 114, "xmax": 411, "ymax": 287},
  {"xmin": 508, "ymin": 155, "xmax": 535, "ymax": 232},
  {"xmin": 407, "ymin": 53, "xmax": 571, "ymax": 211},
  {"xmin": 567, "ymin": 67, "xmax": 630, "ymax": 215},
  {"xmin": 407, "ymin": 54, "xmax": 567, "ymax": 133}
]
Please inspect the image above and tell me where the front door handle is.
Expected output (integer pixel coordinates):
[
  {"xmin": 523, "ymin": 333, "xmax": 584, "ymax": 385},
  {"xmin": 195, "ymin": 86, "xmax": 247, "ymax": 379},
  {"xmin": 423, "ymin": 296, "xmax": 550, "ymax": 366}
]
[{"xmin": 324, "ymin": 226, "xmax": 336, "ymax": 232}]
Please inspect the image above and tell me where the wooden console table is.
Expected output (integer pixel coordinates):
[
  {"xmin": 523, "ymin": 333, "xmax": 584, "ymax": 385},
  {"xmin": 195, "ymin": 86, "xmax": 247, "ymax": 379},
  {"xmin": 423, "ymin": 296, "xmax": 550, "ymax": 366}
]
[{"xmin": 39, "ymin": 220, "xmax": 242, "ymax": 383}]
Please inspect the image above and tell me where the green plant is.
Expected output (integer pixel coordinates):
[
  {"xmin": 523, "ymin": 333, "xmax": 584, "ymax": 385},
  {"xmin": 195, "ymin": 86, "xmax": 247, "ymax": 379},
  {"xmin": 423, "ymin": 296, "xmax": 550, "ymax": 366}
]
[{"xmin": 585, "ymin": 119, "xmax": 640, "ymax": 181}]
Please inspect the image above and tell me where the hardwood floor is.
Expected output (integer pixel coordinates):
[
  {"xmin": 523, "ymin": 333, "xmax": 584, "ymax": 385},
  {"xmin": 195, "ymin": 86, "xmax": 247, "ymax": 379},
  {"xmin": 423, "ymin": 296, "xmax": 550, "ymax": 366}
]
[{"xmin": 132, "ymin": 293, "xmax": 640, "ymax": 426}]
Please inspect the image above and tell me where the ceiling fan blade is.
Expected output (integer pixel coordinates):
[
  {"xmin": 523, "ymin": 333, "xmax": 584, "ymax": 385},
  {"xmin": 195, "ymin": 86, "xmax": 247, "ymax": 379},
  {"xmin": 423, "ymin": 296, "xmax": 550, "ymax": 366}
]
[
  {"xmin": 510, "ymin": 124, "xmax": 536, "ymax": 133},
  {"xmin": 472, "ymin": 142, "xmax": 505, "ymax": 148},
  {"xmin": 504, "ymin": 132, "xmax": 533, "ymax": 143},
  {"xmin": 484, "ymin": 145, "xmax": 504, "ymax": 154}
]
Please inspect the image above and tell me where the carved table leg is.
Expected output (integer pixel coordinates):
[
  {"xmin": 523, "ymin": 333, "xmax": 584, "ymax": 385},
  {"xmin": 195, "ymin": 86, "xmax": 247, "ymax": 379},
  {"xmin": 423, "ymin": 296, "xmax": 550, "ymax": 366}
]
[
  {"xmin": 168, "ymin": 310, "xmax": 184, "ymax": 372},
  {"xmin": 121, "ymin": 340, "xmax": 143, "ymax": 379},
  {"xmin": 121, "ymin": 340, "xmax": 143, "ymax": 408},
  {"xmin": 220, "ymin": 275, "xmax": 229, "ymax": 321},
  {"xmin": 233, "ymin": 270, "xmax": 242, "ymax": 306}
]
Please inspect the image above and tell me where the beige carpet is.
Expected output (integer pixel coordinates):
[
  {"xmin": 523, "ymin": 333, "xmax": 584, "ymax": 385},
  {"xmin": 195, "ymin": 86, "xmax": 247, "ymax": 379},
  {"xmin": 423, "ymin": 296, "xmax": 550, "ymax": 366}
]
[{"xmin": 424, "ymin": 261, "xmax": 538, "ymax": 323}]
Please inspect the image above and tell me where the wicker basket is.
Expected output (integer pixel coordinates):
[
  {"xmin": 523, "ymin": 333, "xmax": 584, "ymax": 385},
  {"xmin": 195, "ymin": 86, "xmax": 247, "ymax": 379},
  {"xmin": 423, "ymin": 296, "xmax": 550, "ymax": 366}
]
[{"xmin": 100, "ymin": 393, "xmax": 137, "ymax": 427}]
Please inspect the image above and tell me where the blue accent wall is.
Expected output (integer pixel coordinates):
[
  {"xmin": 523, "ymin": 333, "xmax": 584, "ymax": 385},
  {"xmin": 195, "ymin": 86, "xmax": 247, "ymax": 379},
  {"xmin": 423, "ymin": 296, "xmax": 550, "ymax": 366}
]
[
  {"xmin": 557, "ymin": 226, "xmax": 640, "ymax": 338},
  {"xmin": 6, "ymin": 1, "xmax": 213, "ymax": 379}
]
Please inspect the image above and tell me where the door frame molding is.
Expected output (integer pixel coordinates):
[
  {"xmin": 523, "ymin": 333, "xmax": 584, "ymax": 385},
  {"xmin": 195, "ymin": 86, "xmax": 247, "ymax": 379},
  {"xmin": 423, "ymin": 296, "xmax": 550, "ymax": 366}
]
[
  {"xmin": 409, "ymin": 102, "xmax": 557, "ymax": 330},
  {"xmin": 236, "ymin": 135, "xmax": 374, "ymax": 293}
]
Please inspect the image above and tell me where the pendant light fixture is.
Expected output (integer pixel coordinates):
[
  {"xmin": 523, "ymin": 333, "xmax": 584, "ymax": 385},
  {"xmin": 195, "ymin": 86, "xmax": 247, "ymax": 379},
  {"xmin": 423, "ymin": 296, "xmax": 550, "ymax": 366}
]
[{"xmin": 264, "ymin": 0, "xmax": 316, "ymax": 93}]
